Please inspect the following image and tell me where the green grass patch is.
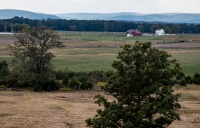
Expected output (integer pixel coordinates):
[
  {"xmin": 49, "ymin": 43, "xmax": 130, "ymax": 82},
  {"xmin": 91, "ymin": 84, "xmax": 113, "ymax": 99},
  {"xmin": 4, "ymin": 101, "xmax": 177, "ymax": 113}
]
[{"xmin": 1, "ymin": 32, "xmax": 200, "ymax": 74}]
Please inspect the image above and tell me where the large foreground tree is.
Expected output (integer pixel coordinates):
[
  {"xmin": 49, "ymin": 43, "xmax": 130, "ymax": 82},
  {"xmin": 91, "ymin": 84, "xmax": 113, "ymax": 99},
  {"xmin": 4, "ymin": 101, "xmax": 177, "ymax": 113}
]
[
  {"xmin": 86, "ymin": 42, "xmax": 181, "ymax": 128},
  {"xmin": 8, "ymin": 26, "xmax": 64, "ymax": 90}
]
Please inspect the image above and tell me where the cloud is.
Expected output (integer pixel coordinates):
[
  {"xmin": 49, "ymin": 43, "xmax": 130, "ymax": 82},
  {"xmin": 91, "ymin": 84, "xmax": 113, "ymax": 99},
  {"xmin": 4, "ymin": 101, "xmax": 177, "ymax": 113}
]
[{"xmin": 0, "ymin": 0, "xmax": 200, "ymax": 14}]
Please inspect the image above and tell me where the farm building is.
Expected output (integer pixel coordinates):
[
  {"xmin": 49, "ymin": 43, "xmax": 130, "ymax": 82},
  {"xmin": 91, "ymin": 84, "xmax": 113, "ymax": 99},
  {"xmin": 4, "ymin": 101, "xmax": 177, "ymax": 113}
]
[
  {"xmin": 155, "ymin": 29, "xmax": 165, "ymax": 35},
  {"xmin": 126, "ymin": 29, "xmax": 142, "ymax": 36}
]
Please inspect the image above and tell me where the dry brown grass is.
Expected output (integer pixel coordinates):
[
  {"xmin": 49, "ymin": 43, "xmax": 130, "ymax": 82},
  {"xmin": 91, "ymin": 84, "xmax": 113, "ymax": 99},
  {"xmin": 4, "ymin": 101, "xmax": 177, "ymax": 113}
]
[
  {"xmin": 0, "ymin": 87, "xmax": 200, "ymax": 128},
  {"xmin": 0, "ymin": 90, "xmax": 112, "ymax": 128},
  {"xmin": 169, "ymin": 85, "xmax": 200, "ymax": 128}
]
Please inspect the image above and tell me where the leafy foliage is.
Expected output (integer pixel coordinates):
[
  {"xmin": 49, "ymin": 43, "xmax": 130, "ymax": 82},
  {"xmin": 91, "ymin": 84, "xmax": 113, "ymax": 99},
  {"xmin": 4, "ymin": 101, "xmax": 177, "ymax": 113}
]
[
  {"xmin": 8, "ymin": 26, "xmax": 64, "ymax": 91},
  {"xmin": 86, "ymin": 42, "xmax": 181, "ymax": 128},
  {"xmin": 0, "ymin": 61, "xmax": 9, "ymax": 85}
]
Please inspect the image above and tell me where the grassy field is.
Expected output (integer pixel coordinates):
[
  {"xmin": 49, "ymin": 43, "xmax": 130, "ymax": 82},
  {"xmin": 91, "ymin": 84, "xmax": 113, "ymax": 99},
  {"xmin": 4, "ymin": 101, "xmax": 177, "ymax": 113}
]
[
  {"xmin": 0, "ymin": 32, "xmax": 200, "ymax": 75},
  {"xmin": 0, "ymin": 86, "xmax": 200, "ymax": 128},
  {"xmin": 1, "ymin": 32, "xmax": 200, "ymax": 127}
]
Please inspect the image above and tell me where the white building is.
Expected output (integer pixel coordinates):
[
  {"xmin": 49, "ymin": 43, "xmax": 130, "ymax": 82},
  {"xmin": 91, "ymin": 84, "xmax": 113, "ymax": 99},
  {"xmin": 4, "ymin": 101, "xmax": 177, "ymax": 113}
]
[{"xmin": 155, "ymin": 29, "xmax": 165, "ymax": 35}]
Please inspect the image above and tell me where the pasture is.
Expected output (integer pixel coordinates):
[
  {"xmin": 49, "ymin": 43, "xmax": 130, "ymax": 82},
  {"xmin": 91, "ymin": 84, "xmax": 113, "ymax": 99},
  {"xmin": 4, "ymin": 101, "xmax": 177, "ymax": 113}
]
[
  {"xmin": 1, "ymin": 32, "xmax": 200, "ymax": 127},
  {"xmin": 1, "ymin": 32, "xmax": 200, "ymax": 75},
  {"xmin": 0, "ymin": 87, "xmax": 200, "ymax": 128}
]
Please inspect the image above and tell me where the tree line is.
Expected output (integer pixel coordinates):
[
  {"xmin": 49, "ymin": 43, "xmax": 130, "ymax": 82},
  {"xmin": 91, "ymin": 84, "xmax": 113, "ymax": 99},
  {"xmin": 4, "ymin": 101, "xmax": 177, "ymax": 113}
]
[{"xmin": 0, "ymin": 16, "xmax": 200, "ymax": 33}]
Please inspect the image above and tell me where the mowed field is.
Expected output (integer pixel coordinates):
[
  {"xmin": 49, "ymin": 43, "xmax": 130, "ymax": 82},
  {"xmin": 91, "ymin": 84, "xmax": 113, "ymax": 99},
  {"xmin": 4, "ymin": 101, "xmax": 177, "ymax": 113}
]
[
  {"xmin": 0, "ymin": 87, "xmax": 200, "ymax": 128},
  {"xmin": 1, "ymin": 32, "xmax": 200, "ymax": 127}
]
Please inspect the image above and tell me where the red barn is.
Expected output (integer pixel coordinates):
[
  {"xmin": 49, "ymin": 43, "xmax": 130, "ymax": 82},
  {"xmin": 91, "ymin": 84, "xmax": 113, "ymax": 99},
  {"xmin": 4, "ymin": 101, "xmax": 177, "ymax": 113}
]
[{"xmin": 126, "ymin": 29, "xmax": 142, "ymax": 36}]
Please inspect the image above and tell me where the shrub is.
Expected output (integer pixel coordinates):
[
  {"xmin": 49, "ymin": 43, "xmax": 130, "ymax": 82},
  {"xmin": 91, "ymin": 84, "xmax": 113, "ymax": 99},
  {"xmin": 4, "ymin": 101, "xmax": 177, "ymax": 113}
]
[
  {"xmin": 6, "ymin": 77, "xmax": 18, "ymax": 88},
  {"xmin": 179, "ymin": 78, "xmax": 187, "ymax": 86},
  {"xmin": 86, "ymin": 81, "xmax": 93, "ymax": 90},
  {"xmin": 62, "ymin": 74, "xmax": 69, "ymax": 85},
  {"xmin": 69, "ymin": 78, "xmax": 80, "ymax": 89},
  {"xmin": 80, "ymin": 82, "xmax": 87, "ymax": 90},
  {"xmin": 191, "ymin": 73, "xmax": 200, "ymax": 85},
  {"xmin": 188, "ymin": 79, "xmax": 193, "ymax": 84},
  {"xmin": 80, "ymin": 81, "xmax": 94, "ymax": 90},
  {"xmin": 34, "ymin": 79, "xmax": 59, "ymax": 92},
  {"xmin": 46, "ymin": 80, "xmax": 59, "ymax": 91},
  {"xmin": 176, "ymin": 72, "xmax": 185, "ymax": 80},
  {"xmin": 55, "ymin": 70, "xmax": 65, "ymax": 80},
  {"xmin": 33, "ymin": 84, "xmax": 43, "ymax": 92},
  {"xmin": 185, "ymin": 75, "xmax": 192, "ymax": 83},
  {"xmin": 193, "ymin": 77, "xmax": 200, "ymax": 84},
  {"xmin": 194, "ymin": 73, "xmax": 200, "ymax": 79}
]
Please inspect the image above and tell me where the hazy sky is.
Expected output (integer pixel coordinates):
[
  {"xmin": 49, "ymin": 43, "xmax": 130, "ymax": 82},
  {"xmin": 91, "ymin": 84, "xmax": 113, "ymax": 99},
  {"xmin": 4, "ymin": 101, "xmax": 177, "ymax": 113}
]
[{"xmin": 1, "ymin": 0, "xmax": 200, "ymax": 14}]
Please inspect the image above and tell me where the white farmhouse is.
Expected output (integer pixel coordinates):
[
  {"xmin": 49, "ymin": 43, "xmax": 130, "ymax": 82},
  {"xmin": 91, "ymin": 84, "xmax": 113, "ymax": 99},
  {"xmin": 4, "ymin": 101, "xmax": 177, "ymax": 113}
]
[{"xmin": 155, "ymin": 29, "xmax": 165, "ymax": 35}]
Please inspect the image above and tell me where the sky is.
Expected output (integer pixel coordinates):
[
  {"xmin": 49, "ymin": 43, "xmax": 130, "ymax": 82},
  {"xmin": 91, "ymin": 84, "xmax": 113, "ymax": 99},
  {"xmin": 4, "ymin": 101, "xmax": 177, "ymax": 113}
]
[{"xmin": 1, "ymin": 0, "xmax": 200, "ymax": 14}]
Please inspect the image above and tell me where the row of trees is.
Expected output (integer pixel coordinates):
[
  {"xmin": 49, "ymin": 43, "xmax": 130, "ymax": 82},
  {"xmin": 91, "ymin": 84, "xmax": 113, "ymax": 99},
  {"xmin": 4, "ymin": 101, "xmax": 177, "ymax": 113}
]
[
  {"xmin": 1, "ymin": 16, "xmax": 200, "ymax": 33},
  {"xmin": 0, "ymin": 21, "xmax": 30, "ymax": 32}
]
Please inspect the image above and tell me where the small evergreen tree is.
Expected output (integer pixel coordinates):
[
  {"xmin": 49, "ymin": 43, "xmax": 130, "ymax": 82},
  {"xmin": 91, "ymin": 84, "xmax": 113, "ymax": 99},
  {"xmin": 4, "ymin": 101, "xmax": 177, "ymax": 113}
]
[{"xmin": 86, "ymin": 42, "xmax": 181, "ymax": 128}]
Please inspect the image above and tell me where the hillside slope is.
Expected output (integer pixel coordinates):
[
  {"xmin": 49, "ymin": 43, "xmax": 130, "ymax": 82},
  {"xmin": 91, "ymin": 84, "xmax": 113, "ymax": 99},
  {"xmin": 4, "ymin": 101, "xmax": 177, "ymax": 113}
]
[
  {"xmin": 0, "ymin": 9, "xmax": 60, "ymax": 20},
  {"xmin": 56, "ymin": 12, "xmax": 200, "ymax": 23}
]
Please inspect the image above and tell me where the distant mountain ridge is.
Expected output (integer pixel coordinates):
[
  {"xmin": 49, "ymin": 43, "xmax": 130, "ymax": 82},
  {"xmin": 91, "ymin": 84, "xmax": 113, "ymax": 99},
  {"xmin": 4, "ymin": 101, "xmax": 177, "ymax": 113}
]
[
  {"xmin": 56, "ymin": 12, "xmax": 200, "ymax": 23},
  {"xmin": 1, "ymin": 9, "xmax": 200, "ymax": 23},
  {"xmin": 0, "ymin": 9, "xmax": 60, "ymax": 20}
]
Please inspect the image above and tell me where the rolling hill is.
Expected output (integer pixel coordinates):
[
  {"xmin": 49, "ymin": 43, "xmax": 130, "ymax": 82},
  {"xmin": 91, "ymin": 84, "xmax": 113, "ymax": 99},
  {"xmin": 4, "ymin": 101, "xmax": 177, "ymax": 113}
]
[
  {"xmin": 1, "ymin": 9, "xmax": 200, "ymax": 23},
  {"xmin": 56, "ymin": 12, "xmax": 200, "ymax": 23},
  {"xmin": 0, "ymin": 9, "xmax": 60, "ymax": 20}
]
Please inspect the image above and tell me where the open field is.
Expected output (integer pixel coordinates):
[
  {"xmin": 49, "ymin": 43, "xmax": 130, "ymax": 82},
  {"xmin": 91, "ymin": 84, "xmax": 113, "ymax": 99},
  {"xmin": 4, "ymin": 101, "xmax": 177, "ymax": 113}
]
[
  {"xmin": 0, "ymin": 32, "xmax": 200, "ymax": 75},
  {"xmin": 0, "ymin": 86, "xmax": 200, "ymax": 128},
  {"xmin": 1, "ymin": 32, "xmax": 200, "ymax": 127}
]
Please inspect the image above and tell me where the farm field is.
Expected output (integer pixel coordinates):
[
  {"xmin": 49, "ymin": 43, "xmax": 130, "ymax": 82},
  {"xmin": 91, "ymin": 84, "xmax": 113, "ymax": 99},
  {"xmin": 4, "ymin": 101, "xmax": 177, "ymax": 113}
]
[
  {"xmin": 0, "ymin": 32, "xmax": 200, "ymax": 127},
  {"xmin": 0, "ymin": 32, "xmax": 200, "ymax": 75},
  {"xmin": 0, "ymin": 87, "xmax": 200, "ymax": 128}
]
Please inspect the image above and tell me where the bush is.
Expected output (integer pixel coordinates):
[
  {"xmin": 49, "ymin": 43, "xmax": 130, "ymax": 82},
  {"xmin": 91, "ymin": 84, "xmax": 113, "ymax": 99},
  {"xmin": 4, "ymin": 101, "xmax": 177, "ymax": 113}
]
[
  {"xmin": 46, "ymin": 80, "xmax": 59, "ymax": 91},
  {"xmin": 193, "ymin": 73, "xmax": 200, "ymax": 79},
  {"xmin": 185, "ymin": 75, "xmax": 192, "ymax": 83},
  {"xmin": 105, "ymin": 70, "xmax": 115, "ymax": 77},
  {"xmin": 80, "ymin": 81, "xmax": 93, "ymax": 90},
  {"xmin": 80, "ymin": 82, "xmax": 87, "ymax": 90},
  {"xmin": 86, "ymin": 81, "xmax": 93, "ymax": 89},
  {"xmin": 191, "ymin": 73, "xmax": 200, "ymax": 85},
  {"xmin": 69, "ymin": 78, "xmax": 80, "ymax": 89},
  {"xmin": 188, "ymin": 79, "xmax": 193, "ymax": 84},
  {"xmin": 179, "ymin": 79, "xmax": 187, "ymax": 86},
  {"xmin": 176, "ymin": 72, "xmax": 185, "ymax": 80},
  {"xmin": 55, "ymin": 70, "xmax": 65, "ymax": 80},
  {"xmin": 33, "ymin": 84, "xmax": 43, "ymax": 92},
  {"xmin": 34, "ymin": 79, "xmax": 59, "ymax": 92},
  {"xmin": 6, "ymin": 77, "xmax": 18, "ymax": 88},
  {"xmin": 62, "ymin": 74, "xmax": 69, "ymax": 85}
]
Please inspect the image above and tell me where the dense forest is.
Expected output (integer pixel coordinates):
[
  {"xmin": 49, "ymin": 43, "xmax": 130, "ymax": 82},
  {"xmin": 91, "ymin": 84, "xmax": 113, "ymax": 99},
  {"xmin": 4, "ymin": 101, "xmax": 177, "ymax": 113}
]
[{"xmin": 0, "ymin": 16, "xmax": 200, "ymax": 33}]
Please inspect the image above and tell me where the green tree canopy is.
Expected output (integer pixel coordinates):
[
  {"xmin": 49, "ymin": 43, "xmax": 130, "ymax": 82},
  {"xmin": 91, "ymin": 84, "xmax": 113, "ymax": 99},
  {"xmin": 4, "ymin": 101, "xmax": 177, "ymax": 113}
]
[
  {"xmin": 0, "ymin": 61, "xmax": 9, "ymax": 85},
  {"xmin": 86, "ymin": 42, "xmax": 181, "ymax": 128},
  {"xmin": 137, "ymin": 25, "xmax": 144, "ymax": 32},
  {"xmin": 8, "ymin": 26, "xmax": 64, "ymax": 90},
  {"xmin": 12, "ymin": 23, "xmax": 30, "ymax": 32},
  {"xmin": 0, "ymin": 22, "xmax": 5, "ymax": 32}
]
